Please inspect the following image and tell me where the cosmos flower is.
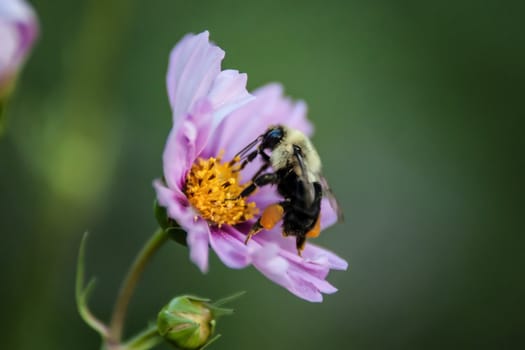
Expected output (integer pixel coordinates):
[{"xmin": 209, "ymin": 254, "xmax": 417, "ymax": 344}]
[
  {"xmin": 0, "ymin": 0, "xmax": 38, "ymax": 90},
  {"xmin": 154, "ymin": 31, "xmax": 347, "ymax": 302}
]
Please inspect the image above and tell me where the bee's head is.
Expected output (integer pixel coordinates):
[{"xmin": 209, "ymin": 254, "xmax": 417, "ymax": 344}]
[{"xmin": 261, "ymin": 125, "xmax": 285, "ymax": 150}]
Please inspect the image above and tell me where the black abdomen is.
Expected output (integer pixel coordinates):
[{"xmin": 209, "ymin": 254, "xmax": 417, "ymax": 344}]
[{"xmin": 276, "ymin": 168, "xmax": 322, "ymax": 238}]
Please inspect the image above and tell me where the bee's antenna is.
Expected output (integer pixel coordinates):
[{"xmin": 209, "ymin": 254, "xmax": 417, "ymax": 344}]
[{"xmin": 233, "ymin": 135, "xmax": 263, "ymax": 160}]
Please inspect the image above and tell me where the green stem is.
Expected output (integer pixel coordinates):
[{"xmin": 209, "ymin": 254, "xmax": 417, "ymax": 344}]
[
  {"xmin": 108, "ymin": 228, "xmax": 169, "ymax": 344},
  {"xmin": 123, "ymin": 324, "xmax": 163, "ymax": 350}
]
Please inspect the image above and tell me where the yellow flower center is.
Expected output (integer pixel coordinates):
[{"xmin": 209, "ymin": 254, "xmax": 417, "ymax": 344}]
[{"xmin": 184, "ymin": 154, "xmax": 258, "ymax": 226}]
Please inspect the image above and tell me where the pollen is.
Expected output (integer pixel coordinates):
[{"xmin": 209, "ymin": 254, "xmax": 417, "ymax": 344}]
[{"xmin": 184, "ymin": 154, "xmax": 258, "ymax": 226}]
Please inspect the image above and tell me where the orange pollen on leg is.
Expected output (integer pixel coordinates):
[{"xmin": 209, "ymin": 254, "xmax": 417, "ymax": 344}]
[
  {"xmin": 184, "ymin": 154, "xmax": 259, "ymax": 226},
  {"xmin": 260, "ymin": 204, "xmax": 284, "ymax": 230}
]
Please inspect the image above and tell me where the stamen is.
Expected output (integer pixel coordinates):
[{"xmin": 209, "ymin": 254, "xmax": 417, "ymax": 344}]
[{"xmin": 184, "ymin": 155, "xmax": 258, "ymax": 227}]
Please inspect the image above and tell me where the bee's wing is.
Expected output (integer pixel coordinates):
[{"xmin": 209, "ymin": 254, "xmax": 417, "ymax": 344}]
[
  {"xmin": 318, "ymin": 173, "xmax": 344, "ymax": 222},
  {"xmin": 292, "ymin": 145, "xmax": 316, "ymax": 206}
]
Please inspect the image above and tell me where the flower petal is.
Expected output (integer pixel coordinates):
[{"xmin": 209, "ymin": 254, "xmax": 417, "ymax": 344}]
[
  {"xmin": 187, "ymin": 219, "xmax": 211, "ymax": 273},
  {"xmin": 0, "ymin": 0, "xmax": 38, "ymax": 85},
  {"xmin": 250, "ymin": 246, "xmax": 325, "ymax": 302},
  {"xmin": 153, "ymin": 179, "xmax": 211, "ymax": 272},
  {"xmin": 166, "ymin": 31, "xmax": 224, "ymax": 122},
  {"xmin": 301, "ymin": 242, "xmax": 348, "ymax": 271},
  {"xmin": 191, "ymin": 69, "xmax": 253, "ymax": 159},
  {"xmin": 296, "ymin": 271, "xmax": 338, "ymax": 294},
  {"xmin": 253, "ymin": 231, "xmax": 347, "ymax": 273},
  {"xmin": 207, "ymin": 83, "xmax": 313, "ymax": 162},
  {"xmin": 153, "ymin": 180, "xmax": 196, "ymax": 235},
  {"xmin": 208, "ymin": 70, "xmax": 253, "ymax": 121},
  {"xmin": 320, "ymin": 197, "xmax": 339, "ymax": 230},
  {"xmin": 286, "ymin": 269, "xmax": 328, "ymax": 302},
  {"xmin": 208, "ymin": 226, "xmax": 252, "ymax": 269},
  {"xmin": 247, "ymin": 236, "xmax": 344, "ymax": 302},
  {"xmin": 251, "ymin": 83, "xmax": 313, "ymax": 136},
  {"xmin": 251, "ymin": 242, "xmax": 292, "ymax": 285},
  {"xmin": 0, "ymin": 21, "xmax": 18, "ymax": 77},
  {"xmin": 162, "ymin": 120, "xmax": 198, "ymax": 191},
  {"xmin": 167, "ymin": 32, "xmax": 254, "ymax": 161}
]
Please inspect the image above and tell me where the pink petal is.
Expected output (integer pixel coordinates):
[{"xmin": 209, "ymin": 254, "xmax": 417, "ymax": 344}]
[
  {"xmin": 0, "ymin": 21, "xmax": 18, "ymax": 76},
  {"xmin": 251, "ymin": 242, "xmax": 292, "ymax": 284},
  {"xmin": 166, "ymin": 31, "xmax": 224, "ymax": 122},
  {"xmin": 250, "ymin": 246, "xmax": 324, "ymax": 302},
  {"xmin": 253, "ymin": 230, "xmax": 347, "ymax": 273},
  {"xmin": 248, "ymin": 240, "xmax": 340, "ymax": 302},
  {"xmin": 153, "ymin": 179, "xmax": 186, "ymax": 211},
  {"xmin": 187, "ymin": 219, "xmax": 211, "ymax": 273},
  {"xmin": 0, "ymin": 0, "xmax": 38, "ymax": 85},
  {"xmin": 207, "ymin": 70, "xmax": 253, "ymax": 122},
  {"xmin": 191, "ymin": 69, "xmax": 254, "ymax": 159},
  {"xmin": 301, "ymin": 242, "xmax": 348, "ymax": 270},
  {"xmin": 320, "ymin": 197, "xmax": 339, "ymax": 230},
  {"xmin": 153, "ymin": 179, "xmax": 211, "ymax": 272},
  {"xmin": 251, "ymin": 84, "xmax": 313, "ymax": 136},
  {"xmin": 296, "ymin": 272, "xmax": 338, "ymax": 294},
  {"xmin": 286, "ymin": 272, "xmax": 324, "ymax": 302},
  {"xmin": 208, "ymin": 226, "xmax": 252, "ymax": 269},
  {"xmin": 153, "ymin": 180, "xmax": 196, "ymax": 234},
  {"xmin": 162, "ymin": 120, "xmax": 198, "ymax": 191},
  {"xmin": 284, "ymin": 100, "xmax": 313, "ymax": 136},
  {"xmin": 208, "ymin": 83, "xmax": 312, "ymax": 162}
]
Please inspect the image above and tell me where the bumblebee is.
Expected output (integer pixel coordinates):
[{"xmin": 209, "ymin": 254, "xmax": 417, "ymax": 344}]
[{"xmin": 234, "ymin": 125, "xmax": 342, "ymax": 255}]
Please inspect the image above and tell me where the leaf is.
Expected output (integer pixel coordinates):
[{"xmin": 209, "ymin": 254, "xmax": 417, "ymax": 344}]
[
  {"xmin": 200, "ymin": 334, "xmax": 222, "ymax": 350},
  {"xmin": 75, "ymin": 232, "xmax": 108, "ymax": 337},
  {"xmin": 212, "ymin": 291, "xmax": 246, "ymax": 307}
]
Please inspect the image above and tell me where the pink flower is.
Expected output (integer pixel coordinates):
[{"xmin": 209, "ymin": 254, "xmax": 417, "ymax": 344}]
[
  {"xmin": 0, "ymin": 0, "xmax": 38, "ymax": 89},
  {"xmin": 154, "ymin": 31, "xmax": 347, "ymax": 302}
]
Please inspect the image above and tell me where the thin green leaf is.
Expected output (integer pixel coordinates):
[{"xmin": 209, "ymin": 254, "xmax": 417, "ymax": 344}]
[
  {"xmin": 200, "ymin": 334, "xmax": 222, "ymax": 350},
  {"xmin": 213, "ymin": 291, "xmax": 246, "ymax": 307},
  {"xmin": 76, "ymin": 232, "xmax": 108, "ymax": 337}
]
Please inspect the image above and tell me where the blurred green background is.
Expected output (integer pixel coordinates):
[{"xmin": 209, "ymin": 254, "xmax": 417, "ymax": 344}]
[{"xmin": 1, "ymin": 0, "xmax": 523, "ymax": 349}]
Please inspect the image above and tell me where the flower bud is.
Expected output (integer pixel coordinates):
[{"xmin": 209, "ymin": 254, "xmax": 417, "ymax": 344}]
[
  {"xmin": 157, "ymin": 293, "xmax": 243, "ymax": 349},
  {"xmin": 157, "ymin": 296, "xmax": 216, "ymax": 349}
]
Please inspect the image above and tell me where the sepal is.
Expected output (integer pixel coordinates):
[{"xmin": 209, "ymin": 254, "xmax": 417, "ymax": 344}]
[{"xmin": 154, "ymin": 199, "xmax": 187, "ymax": 246}]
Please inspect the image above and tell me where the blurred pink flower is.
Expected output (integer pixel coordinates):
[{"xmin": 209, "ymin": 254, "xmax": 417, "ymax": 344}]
[
  {"xmin": 154, "ymin": 31, "xmax": 347, "ymax": 302},
  {"xmin": 0, "ymin": 0, "xmax": 38, "ymax": 89}
]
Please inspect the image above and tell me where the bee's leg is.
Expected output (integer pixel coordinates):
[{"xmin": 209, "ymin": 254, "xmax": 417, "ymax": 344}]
[
  {"xmin": 241, "ymin": 162, "xmax": 271, "ymax": 197},
  {"xmin": 244, "ymin": 203, "xmax": 284, "ymax": 244},
  {"xmin": 239, "ymin": 149, "xmax": 270, "ymax": 170},
  {"xmin": 306, "ymin": 215, "xmax": 321, "ymax": 238},
  {"xmin": 296, "ymin": 235, "xmax": 307, "ymax": 257},
  {"xmin": 240, "ymin": 172, "xmax": 279, "ymax": 198},
  {"xmin": 240, "ymin": 183, "xmax": 258, "ymax": 198},
  {"xmin": 238, "ymin": 150, "xmax": 258, "ymax": 170},
  {"xmin": 251, "ymin": 161, "xmax": 270, "ymax": 180}
]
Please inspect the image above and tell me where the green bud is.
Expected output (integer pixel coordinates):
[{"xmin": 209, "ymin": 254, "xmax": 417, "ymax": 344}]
[
  {"xmin": 157, "ymin": 296, "xmax": 215, "ymax": 349},
  {"xmin": 157, "ymin": 293, "xmax": 244, "ymax": 350}
]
